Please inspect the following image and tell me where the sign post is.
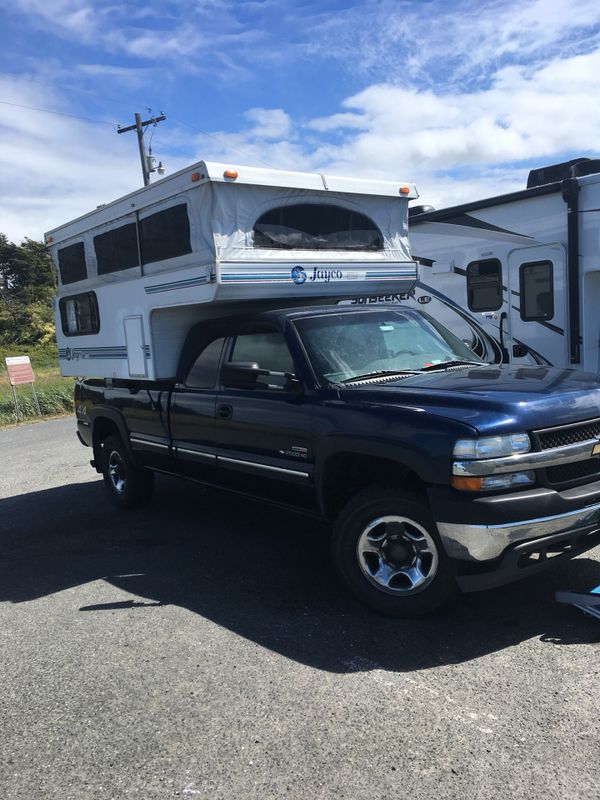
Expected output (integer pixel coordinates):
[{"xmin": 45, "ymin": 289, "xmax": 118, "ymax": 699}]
[{"xmin": 4, "ymin": 356, "xmax": 40, "ymax": 421}]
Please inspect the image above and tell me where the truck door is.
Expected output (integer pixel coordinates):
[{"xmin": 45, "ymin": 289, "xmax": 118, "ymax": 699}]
[
  {"xmin": 215, "ymin": 326, "xmax": 317, "ymax": 511},
  {"xmin": 507, "ymin": 245, "xmax": 568, "ymax": 367}
]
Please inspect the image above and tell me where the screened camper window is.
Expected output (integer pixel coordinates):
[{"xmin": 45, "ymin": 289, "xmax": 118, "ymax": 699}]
[
  {"xmin": 253, "ymin": 204, "xmax": 383, "ymax": 251},
  {"xmin": 520, "ymin": 261, "xmax": 554, "ymax": 321},
  {"xmin": 58, "ymin": 242, "xmax": 87, "ymax": 284},
  {"xmin": 466, "ymin": 259, "xmax": 502, "ymax": 312},
  {"xmin": 59, "ymin": 292, "xmax": 99, "ymax": 336},
  {"xmin": 94, "ymin": 222, "xmax": 139, "ymax": 274},
  {"xmin": 140, "ymin": 203, "xmax": 192, "ymax": 265}
]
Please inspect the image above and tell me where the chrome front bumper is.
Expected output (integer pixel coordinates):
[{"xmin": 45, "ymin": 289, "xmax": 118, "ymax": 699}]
[{"xmin": 437, "ymin": 501, "xmax": 600, "ymax": 562}]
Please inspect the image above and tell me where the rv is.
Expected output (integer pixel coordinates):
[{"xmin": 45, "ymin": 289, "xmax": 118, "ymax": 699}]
[
  {"xmin": 45, "ymin": 161, "xmax": 418, "ymax": 381},
  {"xmin": 407, "ymin": 157, "xmax": 600, "ymax": 371}
]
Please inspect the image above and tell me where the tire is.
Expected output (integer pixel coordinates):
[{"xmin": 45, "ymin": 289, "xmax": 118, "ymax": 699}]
[
  {"xmin": 332, "ymin": 486, "xmax": 457, "ymax": 617},
  {"xmin": 101, "ymin": 433, "xmax": 155, "ymax": 509}
]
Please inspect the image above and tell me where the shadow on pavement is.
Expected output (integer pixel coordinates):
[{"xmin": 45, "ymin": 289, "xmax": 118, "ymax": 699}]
[{"xmin": 1, "ymin": 475, "xmax": 599, "ymax": 673}]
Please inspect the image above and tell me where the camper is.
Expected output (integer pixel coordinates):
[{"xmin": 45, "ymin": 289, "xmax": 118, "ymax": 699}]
[
  {"xmin": 45, "ymin": 161, "xmax": 419, "ymax": 381},
  {"xmin": 407, "ymin": 157, "xmax": 600, "ymax": 371}
]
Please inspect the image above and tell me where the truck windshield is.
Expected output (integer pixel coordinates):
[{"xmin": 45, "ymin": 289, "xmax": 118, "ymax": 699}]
[{"xmin": 294, "ymin": 309, "xmax": 483, "ymax": 384}]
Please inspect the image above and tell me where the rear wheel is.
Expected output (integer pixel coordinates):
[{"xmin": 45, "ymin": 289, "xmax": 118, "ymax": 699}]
[
  {"xmin": 332, "ymin": 486, "xmax": 457, "ymax": 616},
  {"xmin": 102, "ymin": 434, "xmax": 154, "ymax": 509}
]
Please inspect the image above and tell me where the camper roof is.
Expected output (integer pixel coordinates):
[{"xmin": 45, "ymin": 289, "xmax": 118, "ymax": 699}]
[{"xmin": 45, "ymin": 161, "xmax": 418, "ymax": 246}]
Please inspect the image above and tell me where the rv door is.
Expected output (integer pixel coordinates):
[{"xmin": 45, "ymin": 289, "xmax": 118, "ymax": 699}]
[
  {"xmin": 507, "ymin": 245, "xmax": 567, "ymax": 367},
  {"xmin": 124, "ymin": 315, "xmax": 148, "ymax": 378}
]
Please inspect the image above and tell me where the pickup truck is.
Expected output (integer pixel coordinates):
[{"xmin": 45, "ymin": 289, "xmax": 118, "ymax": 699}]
[{"xmin": 74, "ymin": 304, "xmax": 600, "ymax": 615}]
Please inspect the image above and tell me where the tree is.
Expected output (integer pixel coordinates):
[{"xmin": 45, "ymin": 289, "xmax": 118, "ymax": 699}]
[{"xmin": 0, "ymin": 233, "xmax": 56, "ymax": 345}]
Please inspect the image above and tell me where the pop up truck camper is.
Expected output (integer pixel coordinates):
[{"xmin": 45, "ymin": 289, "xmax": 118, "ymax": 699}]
[
  {"xmin": 408, "ymin": 158, "xmax": 600, "ymax": 372},
  {"xmin": 46, "ymin": 161, "xmax": 419, "ymax": 381}
]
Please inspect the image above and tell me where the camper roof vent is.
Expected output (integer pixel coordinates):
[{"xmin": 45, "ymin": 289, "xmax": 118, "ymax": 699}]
[
  {"xmin": 409, "ymin": 204, "xmax": 436, "ymax": 217},
  {"xmin": 527, "ymin": 157, "xmax": 600, "ymax": 188}
]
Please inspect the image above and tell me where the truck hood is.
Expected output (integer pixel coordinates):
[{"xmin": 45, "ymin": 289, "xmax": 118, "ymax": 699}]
[{"xmin": 338, "ymin": 365, "xmax": 600, "ymax": 435}]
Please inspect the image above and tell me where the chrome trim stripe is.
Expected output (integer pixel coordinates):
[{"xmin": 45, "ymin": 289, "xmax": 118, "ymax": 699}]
[
  {"xmin": 453, "ymin": 438, "xmax": 600, "ymax": 476},
  {"xmin": 175, "ymin": 447, "xmax": 217, "ymax": 462},
  {"xmin": 437, "ymin": 501, "xmax": 600, "ymax": 561},
  {"xmin": 130, "ymin": 437, "xmax": 169, "ymax": 450},
  {"xmin": 218, "ymin": 455, "xmax": 309, "ymax": 479}
]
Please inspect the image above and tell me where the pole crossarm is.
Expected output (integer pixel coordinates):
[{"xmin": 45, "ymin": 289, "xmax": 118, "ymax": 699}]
[{"xmin": 117, "ymin": 113, "xmax": 167, "ymax": 186}]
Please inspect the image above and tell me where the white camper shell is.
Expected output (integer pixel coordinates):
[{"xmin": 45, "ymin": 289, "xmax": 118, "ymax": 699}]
[
  {"xmin": 46, "ymin": 161, "xmax": 418, "ymax": 380},
  {"xmin": 408, "ymin": 158, "xmax": 600, "ymax": 372}
]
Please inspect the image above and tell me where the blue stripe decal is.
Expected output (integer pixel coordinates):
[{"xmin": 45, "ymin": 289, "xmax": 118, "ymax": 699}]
[{"xmin": 145, "ymin": 275, "xmax": 210, "ymax": 294}]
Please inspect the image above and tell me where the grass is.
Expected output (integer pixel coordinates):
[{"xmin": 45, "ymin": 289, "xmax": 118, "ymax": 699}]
[{"xmin": 0, "ymin": 344, "xmax": 75, "ymax": 426}]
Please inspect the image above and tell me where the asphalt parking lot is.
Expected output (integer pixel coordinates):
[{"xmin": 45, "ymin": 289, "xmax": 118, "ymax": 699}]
[{"xmin": 0, "ymin": 417, "xmax": 599, "ymax": 799}]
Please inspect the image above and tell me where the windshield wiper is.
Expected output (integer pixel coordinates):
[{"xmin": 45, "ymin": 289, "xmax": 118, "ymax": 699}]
[
  {"xmin": 341, "ymin": 370, "xmax": 418, "ymax": 384},
  {"xmin": 419, "ymin": 360, "xmax": 483, "ymax": 372}
]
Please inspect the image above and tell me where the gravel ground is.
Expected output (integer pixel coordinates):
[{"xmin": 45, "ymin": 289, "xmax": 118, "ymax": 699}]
[{"xmin": 0, "ymin": 417, "xmax": 599, "ymax": 799}]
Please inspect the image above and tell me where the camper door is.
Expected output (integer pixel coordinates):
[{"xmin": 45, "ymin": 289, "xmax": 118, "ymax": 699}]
[{"xmin": 507, "ymin": 245, "xmax": 567, "ymax": 367}]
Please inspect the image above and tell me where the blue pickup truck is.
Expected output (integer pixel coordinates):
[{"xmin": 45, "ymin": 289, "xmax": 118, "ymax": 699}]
[{"xmin": 74, "ymin": 304, "xmax": 600, "ymax": 615}]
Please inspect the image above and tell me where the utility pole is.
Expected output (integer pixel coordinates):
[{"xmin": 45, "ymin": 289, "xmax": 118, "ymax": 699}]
[{"xmin": 117, "ymin": 112, "xmax": 166, "ymax": 186}]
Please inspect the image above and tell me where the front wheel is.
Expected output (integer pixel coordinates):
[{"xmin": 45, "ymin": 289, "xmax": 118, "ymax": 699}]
[
  {"xmin": 102, "ymin": 434, "xmax": 154, "ymax": 509},
  {"xmin": 332, "ymin": 486, "xmax": 457, "ymax": 617}
]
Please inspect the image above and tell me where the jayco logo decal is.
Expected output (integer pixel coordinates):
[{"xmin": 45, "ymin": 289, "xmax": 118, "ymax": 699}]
[
  {"xmin": 291, "ymin": 266, "xmax": 307, "ymax": 284},
  {"xmin": 291, "ymin": 266, "xmax": 344, "ymax": 284}
]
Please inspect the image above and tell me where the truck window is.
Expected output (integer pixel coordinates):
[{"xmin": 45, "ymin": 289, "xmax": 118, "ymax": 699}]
[
  {"xmin": 59, "ymin": 292, "xmax": 100, "ymax": 336},
  {"xmin": 229, "ymin": 331, "xmax": 294, "ymax": 374},
  {"xmin": 185, "ymin": 337, "xmax": 226, "ymax": 388},
  {"xmin": 466, "ymin": 259, "xmax": 502, "ymax": 312},
  {"xmin": 58, "ymin": 242, "xmax": 87, "ymax": 284},
  {"xmin": 253, "ymin": 204, "xmax": 383, "ymax": 251},
  {"xmin": 519, "ymin": 261, "xmax": 554, "ymax": 321}
]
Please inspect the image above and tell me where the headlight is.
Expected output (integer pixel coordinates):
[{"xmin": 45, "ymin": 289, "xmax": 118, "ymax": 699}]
[{"xmin": 453, "ymin": 433, "xmax": 531, "ymax": 460}]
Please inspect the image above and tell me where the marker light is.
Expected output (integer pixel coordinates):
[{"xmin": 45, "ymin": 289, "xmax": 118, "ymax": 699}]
[
  {"xmin": 399, "ymin": 186, "xmax": 411, "ymax": 194},
  {"xmin": 451, "ymin": 472, "xmax": 535, "ymax": 492},
  {"xmin": 223, "ymin": 169, "xmax": 239, "ymax": 180},
  {"xmin": 191, "ymin": 172, "xmax": 201, "ymax": 182}
]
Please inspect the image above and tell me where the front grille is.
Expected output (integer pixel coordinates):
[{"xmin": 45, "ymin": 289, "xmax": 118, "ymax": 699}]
[
  {"xmin": 546, "ymin": 458, "xmax": 600, "ymax": 486},
  {"xmin": 536, "ymin": 418, "xmax": 600, "ymax": 450}
]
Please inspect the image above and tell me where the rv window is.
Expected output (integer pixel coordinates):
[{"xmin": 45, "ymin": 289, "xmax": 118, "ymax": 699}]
[
  {"xmin": 466, "ymin": 259, "xmax": 502, "ymax": 312},
  {"xmin": 59, "ymin": 292, "xmax": 99, "ymax": 336},
  {"xmin": 58, "ymin": 242, "xmax": 87, "ymax": 284},
  {"xmin": 94, "ymin": 222, "xmax": 139, "ymax": 274},
  {"xmin": 186, "ymin": 337, "xmax": 226, "ymax": 388},
  {"xmin": 229, "ymin": 331, "xmax": 294, "ymax": 378},
  {"xmin": 253, "ymin": 204, "xmax": 383, "ymax": 251},
  {"xmin": 140, "ymin": 203, "xmax": 192, "ymax": 265},
  {"xmin": 520, "ymin": 261, "xmax": 554, "ymax": 321}
]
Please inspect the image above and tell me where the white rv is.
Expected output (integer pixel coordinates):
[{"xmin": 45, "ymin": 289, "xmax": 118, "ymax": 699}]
[
  {"xmin": 45, "ymin": 161, "xmax": 418, "ymax": 381},
  {"xmin": 407, "ymin": 157, "xmax": 600, "ymax": 372}
]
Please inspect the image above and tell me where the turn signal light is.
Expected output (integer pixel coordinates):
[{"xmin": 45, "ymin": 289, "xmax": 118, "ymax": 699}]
[
  {"xmin": 451, "ymin": 476, "xmax": 484, "ymax": 492},
  {"xmin": 223, "ymin": 169, "xmax": 238, "ymax": 180}
]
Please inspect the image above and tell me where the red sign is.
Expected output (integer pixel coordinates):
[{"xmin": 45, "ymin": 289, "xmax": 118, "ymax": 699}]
[{"xmin": 5, "ymin": 356, "xmax": 35, "ymax": 386}]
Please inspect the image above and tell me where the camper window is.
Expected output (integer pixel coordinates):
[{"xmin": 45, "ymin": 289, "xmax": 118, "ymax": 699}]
[
  {"xmin": 466, "ymin": 259, "xmax": 502, "ymax": 312},
  {"xmin": 59, "ymin": 292, "xmax": 99, "ymax": 336},
  {"xmin": 253, "ymin": 204, "xmax": 383, "ymax": 251},
  {"xmin": 185, "ymin": 337, "xmax": 226, "ymax": 388},
  {"xmin": 520, "ymin": 261, "xmax": 554, "ymax": 321},
  {"xmin": 58, "ymin": 242, "xmax": 87, "ymax": 285},
  {"xmin": 140, "ymin": 203, "xmax": 192, "ymax": 265},
  {"xmin": 94, "ymin": 222, "xmax": 139, "ymax": 274}
]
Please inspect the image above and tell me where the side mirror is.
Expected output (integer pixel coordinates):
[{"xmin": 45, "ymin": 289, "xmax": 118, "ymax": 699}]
[{"xmin": 220, "ymin": 361, "xmax": 265, "ymax": 389}]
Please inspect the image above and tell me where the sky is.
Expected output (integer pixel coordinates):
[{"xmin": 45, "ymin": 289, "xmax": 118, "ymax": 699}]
[{"xmin": 1, "ymin": 0, "xmax": 600, "ymax": 242}]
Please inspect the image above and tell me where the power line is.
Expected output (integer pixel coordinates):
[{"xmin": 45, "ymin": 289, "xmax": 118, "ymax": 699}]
[
  {"xmin": 0, "ymin": 99, "xmax": 118, "ymax": 127},
  {"xmin": 169, "ymin": 115, "xmax": 275, "ymax": 168}
]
